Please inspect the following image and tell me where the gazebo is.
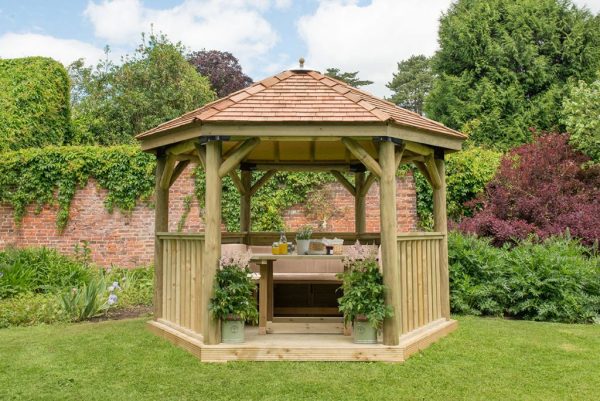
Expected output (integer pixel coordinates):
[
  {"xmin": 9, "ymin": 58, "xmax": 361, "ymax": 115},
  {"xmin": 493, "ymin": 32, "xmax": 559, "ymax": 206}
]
[{"xmin": 137, "ymin": 67, "xmax": 466, "ymax": 362}]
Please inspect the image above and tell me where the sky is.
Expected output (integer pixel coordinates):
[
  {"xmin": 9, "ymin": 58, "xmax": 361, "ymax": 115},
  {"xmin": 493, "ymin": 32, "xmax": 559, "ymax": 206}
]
[{"xmin": 1, "ymin": 0, "xmax": 599, "ymax": 97}]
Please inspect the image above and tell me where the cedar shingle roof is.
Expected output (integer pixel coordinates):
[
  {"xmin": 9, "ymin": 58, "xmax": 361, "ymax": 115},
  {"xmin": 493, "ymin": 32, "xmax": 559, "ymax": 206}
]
[{"xmin": 136, "ymin": 69, "xmax": 465, "ymax": 139}]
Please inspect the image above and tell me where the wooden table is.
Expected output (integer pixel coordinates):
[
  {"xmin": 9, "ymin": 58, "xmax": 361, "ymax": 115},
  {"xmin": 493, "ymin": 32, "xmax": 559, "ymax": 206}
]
[{"xmin": 250, "ymin": 253, "xmax": 345, "ymax": 334}]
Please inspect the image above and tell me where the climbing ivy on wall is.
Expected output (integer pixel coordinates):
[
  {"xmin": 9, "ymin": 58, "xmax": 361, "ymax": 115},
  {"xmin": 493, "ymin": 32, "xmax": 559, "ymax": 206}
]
[
  {"xmin": 0, "ymin": 146, "xmax": 155, "ymax": 230},
  {"xmin": 193, "ymin": 168, "xmax": 335, "ymax": 232},
  {"xmin": 0, "ymin": 146, "xmax": 335, "ymax": 232},
  {"xmin": 0, "ymin": 57, "xmax": 71, "ymax": 151}
]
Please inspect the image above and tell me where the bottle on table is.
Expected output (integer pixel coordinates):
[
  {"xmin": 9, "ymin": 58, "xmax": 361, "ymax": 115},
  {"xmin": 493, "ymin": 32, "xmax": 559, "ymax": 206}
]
[{"xmin": 279, "ymin": 231, "xmax": 288, "ymax": 254}]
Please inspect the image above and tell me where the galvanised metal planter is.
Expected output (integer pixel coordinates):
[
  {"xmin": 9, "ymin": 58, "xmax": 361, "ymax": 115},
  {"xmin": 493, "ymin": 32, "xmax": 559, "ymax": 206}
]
[
  {"xmin": 222, "ymin": 317, "xmax": 245, "ymax": 343},
  {"xmin": 353, "ymin": 318, "xmax": 377, "ymax": 344}
]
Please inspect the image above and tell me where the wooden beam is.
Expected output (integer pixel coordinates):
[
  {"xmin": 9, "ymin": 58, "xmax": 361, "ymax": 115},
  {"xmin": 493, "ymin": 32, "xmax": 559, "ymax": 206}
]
[
  {"xmin": 433, "ymin": 157, "xmax": 450, "ymax": 319},
  {"xmin": 167, "ymin": 140, "xmax": 197, "ymax": 155},
  {"xmin": 228, "ymin": 171, "xmax": 246, "ymax": 195},
  {"xmin": 359, "ymin": 172, "xmax": 377, "ymax": 197},
  {"xmin": 160, "ymin": 154, "xmax": 177, "ymax": 190},
  {"xmin": 248, "ymin": 170, "xmax": 276, "ymax": 197},
  {"xmin": 218, "ymin": 138, "xmax": 260, "ymax": 178},
  {"xmin": 274, "ymin": 141, "xmax": 280, "ymax": 162},
  {"xmin": 395, "ymin": 144, "xmax": 406, "ymax": 170},
  {"xmin": 379, "ymin": 140, "xmax": 401, "ymax": 346},
  {"xmin": 310, "ymin": 141, "xmax": 316, "ymax": 162},
  {"xmin": 404, "ymin": 141, "xmax": 434, "ymax": 156},
  {"xmin": 354, "ymin": 172, "xmax": 366, "ymax": 234},
  {"xmin": 341, "ymin": 138, "xmax": 382, "ymax": 178},
  {"xmin": 401, "ymin": 155, "xmax": 425, "ymax": 164},
  {"xmin": 330, "ymin": 171, "xmax": 356, "ymax": 196},
  {"xmin": 169, "ymin": 160, "xmax": 190, "ymax": 187},
  {"xmin": 240, "ymin": 170, "xmax": 252, "ymax": 236},
  {"xmin": 424, "ymin": 155, "xmax": 442, "ymax": 190},
  {"xmin": 203, "ymin": 140, "xmax": 222, "ymax": 345},
  {"xmin": 249, "ymin": 163, "xmax": 352, "ymax": 172},
  {"xmin": 154, "ymin": 153, "xmax": 169, "ymax": 320},
  {"xmin": 194, "ymin": 143, "xmax": 206, "ymax": 169},
  {"xmin": 413, "ymin": 161, "xmax": 433, "ymax": 186}
]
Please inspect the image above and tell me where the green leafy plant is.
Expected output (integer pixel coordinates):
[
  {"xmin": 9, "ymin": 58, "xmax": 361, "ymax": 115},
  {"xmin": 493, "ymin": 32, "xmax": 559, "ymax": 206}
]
[
  {"xmin": 0, "ymin": 146, "xmax": 155, "ymax": 230},
  {"xmin": 0, "ymin": 293, "xmax": 67, "ymax": 328},
  {"xmin": 296, "ymin": 226, "xmax": 313, "ymax": 240},
  {"xmin": 209, "ymin": 253, "xmax": 258, "ymax": 322},
  {"xmin": 337, "ymin": 245, "xmax": 393, "ymax": 328},
  {"xmin": 0, "ymin": 57, "xmax": 71, "ymax": 151},
  {"xmin": 449, "ymin": 232, "xmax": 600, "ymax": 323},
  {"xmin": 0, "ymin": 247, "xmax": 92, "ymax": 298},
  {"xmin": 60, "ymin": 276, "xmax": 112, "ymax": 322}
]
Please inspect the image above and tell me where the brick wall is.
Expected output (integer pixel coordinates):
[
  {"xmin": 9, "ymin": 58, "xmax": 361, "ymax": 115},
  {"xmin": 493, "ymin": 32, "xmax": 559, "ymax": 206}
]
[{"xmin": 0, "ymin": 166, "xmax": 417, "ymax": 267}]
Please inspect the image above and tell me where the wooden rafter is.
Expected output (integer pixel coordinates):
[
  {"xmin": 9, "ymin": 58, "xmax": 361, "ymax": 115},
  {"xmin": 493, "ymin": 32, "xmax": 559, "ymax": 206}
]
[
  {"xmin": 413, "ymin": 161, "xmax": 433, "ymax": 186},
  {"xmin": 360, "ymin": 172, "xmax": 377, "ymax": 197},
  {"xmin": 218, "ymin": 138, "xmax": 260, "ymax": 178},
  {"xmin": 330, "ymin": 170, "xmax": 356, "ymax": 196},
  {"xmin": 341, "ymin": 138, "xmax": 382, "ymax": 178},
  {"xmin": 395, "ymin": 143, "xmax": 406, "ymax": 170},
  {"xmin": 404, "ymin": 141, "xmax": 433, "ymax": 156},
  {"xmin": 167, "ymin": 140, "xmax": 196, "ymax": 155},
  {"xmin": 159, "ymin": 154, "xmax": 177, "ymax": 189},
  {"xmin": 249, "ymin": 170, "xmax": 276, "ymax": 197},
  {"xmin": 228, "ymin": 171, "xmax": 246, "ymax": 195},
  {"xmin": 194, "ymin": 142, "xmax": 206, "ymax": 169},
  {"xmin": 424, "ymin": 154, "xmax": 442, "ymax": 189},
  {"xmin": 169, "ymin": 160, "xmax": 190, "ymax": 187}
]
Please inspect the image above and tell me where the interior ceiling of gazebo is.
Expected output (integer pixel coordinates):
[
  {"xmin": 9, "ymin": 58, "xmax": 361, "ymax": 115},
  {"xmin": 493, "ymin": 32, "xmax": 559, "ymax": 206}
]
[{"xmin": 136, "ymin": 69, "xmax": 466, "ymax": 160}]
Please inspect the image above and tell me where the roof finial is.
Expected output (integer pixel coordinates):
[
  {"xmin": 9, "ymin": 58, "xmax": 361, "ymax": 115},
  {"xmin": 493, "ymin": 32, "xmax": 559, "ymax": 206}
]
[{"xmin": 299, "ymin": 57, "xmax": 305, "ymax": 68}]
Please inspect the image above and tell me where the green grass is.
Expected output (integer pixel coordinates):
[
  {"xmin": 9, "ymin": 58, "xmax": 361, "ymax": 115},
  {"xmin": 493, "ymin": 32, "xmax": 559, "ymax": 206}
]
[{"xmin": 0, "ymin": 316, "xmax": 598, "ymax": 400}]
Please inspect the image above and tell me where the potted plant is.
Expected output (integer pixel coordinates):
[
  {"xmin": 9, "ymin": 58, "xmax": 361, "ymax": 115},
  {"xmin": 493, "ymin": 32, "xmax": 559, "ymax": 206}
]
[
  {"xmin": 209, "ymin": 253, "xmax": 258, "ymax": 343},
  {"xmin": 295, "ymin": 225, "xmax": 313, "ymax": 255},
  {"xmin": 337, "ymin": 244, "xmax": 393, "ymax": 344}
]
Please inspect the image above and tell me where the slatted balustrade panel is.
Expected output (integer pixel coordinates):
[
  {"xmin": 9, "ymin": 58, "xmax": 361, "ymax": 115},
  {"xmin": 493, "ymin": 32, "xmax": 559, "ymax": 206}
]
[
  {"xmin": 397, "ymin": 233, "xmax": 443, "ymax": 334},
  {"xmin": 160, "ymin": 236, "xmax": 204, "ymax": 335}
]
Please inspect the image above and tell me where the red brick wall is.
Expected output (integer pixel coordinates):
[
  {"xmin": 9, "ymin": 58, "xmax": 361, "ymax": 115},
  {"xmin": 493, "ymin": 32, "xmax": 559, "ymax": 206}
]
[{"xmin": 0, "ymin": 166, "xmax": 416, "ymax": 267}]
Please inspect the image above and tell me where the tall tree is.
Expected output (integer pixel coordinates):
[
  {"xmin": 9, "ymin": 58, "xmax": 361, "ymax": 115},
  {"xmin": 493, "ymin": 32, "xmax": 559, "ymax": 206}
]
[
  {"xmin": 325, "ymin": 68, "xmax": 373, "ymax": 88},
  {"xmin": 69, "ymin": 34, "xmax": 215, "ymax": 145},
  {"xmin": 387, "ymin": 55, "xmax": 434, "ymax": 115},
  {"xmin": 425, "ymin": 0, "xmax": 600, "ymax": 150},
  {"xmin": 187, "ymin": 50, "xmax": 253, "ymax": 98}
]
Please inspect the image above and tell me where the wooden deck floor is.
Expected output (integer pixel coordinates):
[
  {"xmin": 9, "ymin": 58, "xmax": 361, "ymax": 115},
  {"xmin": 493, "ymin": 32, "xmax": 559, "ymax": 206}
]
[{"xmin": 147, "ymin": 318, "xmax": 457, "ymax": 362}]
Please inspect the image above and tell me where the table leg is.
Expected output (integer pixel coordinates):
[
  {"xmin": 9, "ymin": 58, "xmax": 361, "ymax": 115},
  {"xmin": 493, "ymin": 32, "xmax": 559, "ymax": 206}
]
[
  {"xmin": 259, "ymin": 263, "xmax": 268, "ymax": 335},
  {"xmin": 267, "ymin": 260, "xmax": 274, "ymax": 321}
]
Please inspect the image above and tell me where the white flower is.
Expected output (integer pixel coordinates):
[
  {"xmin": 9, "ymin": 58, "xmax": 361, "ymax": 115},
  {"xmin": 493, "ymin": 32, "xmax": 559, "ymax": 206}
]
[
  {"xmin": 112, "ymin": 281, "xmax": 121, "ymax": 290},
  {"xmin": 248, "ymin": 272, "xmax": 261, "ymax": 280},
  {"xmin": 107, "ymin": 285, "xmax": 115, "ymax": 292},
  {"xmin": 108, "ymin": 294, "xmax": 118, "ymax": 306}
]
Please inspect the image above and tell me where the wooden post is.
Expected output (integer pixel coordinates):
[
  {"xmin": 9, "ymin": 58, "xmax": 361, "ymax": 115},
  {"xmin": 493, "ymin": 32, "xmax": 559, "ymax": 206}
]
[
  {"xmin": 203, "ymin": 139, "xmax": 222, "ymax": 344},
  {"xmin": 379, "ymin": 140, "xmax": 401, "ymax": 345},
  {"xmin": 433, "ymin": 152, "xmax": 450, "ymax": 319},
  {"xmin": 354, "ymin": 171, "xmax": 366, "ymax": 235},
  {"xmin": 240, "ymin": 170, "xmax": 252, "ymax": 239},
  {"xmin": 154, "ymin": 152, "xmax": 169, "ymax": 320}
]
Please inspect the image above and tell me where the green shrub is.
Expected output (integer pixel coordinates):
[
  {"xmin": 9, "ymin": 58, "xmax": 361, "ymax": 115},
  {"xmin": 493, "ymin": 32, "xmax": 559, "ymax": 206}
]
[
  {"xmin": 0, "ymin": 247, "xmax": 92, "ymax": 299},
  {"xmin": 449, "ymin": 232, "xmax": 600, "ymax": 323},
  {"xmin": 413, "ymin": 146, "xmax": 502, "ymax": 228},
  {"xmin": 0, "ymin": 293, "xmax": 67, "ymax": 328},
  {"xmin": 210, "ymin": 254, "xmax": 258, "ymax": 322},
  {"xmin": 0, "ymin": 57, "xmax": 71, "ymax": 151}
]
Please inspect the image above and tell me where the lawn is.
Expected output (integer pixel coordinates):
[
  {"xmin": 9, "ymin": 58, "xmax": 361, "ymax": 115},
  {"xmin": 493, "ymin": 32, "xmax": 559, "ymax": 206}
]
[{"xmin": 0, "ymin": 316, "xmax": 598, "ymax": 401}]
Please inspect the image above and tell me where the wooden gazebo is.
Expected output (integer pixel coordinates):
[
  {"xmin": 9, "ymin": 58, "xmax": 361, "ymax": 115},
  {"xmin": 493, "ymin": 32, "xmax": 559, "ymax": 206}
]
[{"xmin": 137, "ymin": 68, "xmax": 466, "ymax": 362}]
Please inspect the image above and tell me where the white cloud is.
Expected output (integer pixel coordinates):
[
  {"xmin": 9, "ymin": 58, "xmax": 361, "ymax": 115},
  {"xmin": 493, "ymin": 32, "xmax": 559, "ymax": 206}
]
[
  {"xmin": 298, "ymin": 0, "xmax": 450, "ymax": 97},
  {"xmin": 0, "ymin": 32, "xmax": 106, "ymax": 65},
  {"xmin": 84, "ymin": 0, "xmax": 281, "ymax": 76}
]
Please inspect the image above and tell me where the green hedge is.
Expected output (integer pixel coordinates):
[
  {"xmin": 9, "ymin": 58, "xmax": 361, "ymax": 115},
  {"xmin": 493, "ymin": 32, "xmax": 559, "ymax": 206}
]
[
  {"xmin": 0, "ymin": 146, "xmax": 155, "ymax": 230},
  {"xmin": 0, "ymin": 57, "xmax": 71, "ymax": 151},
  {"xmin": 449, "ymin": 232, "xmax": 600, "ymax": 323}
]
